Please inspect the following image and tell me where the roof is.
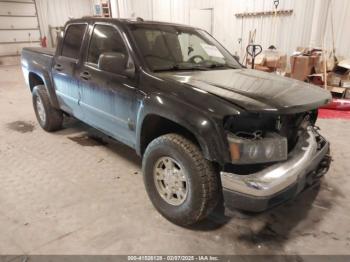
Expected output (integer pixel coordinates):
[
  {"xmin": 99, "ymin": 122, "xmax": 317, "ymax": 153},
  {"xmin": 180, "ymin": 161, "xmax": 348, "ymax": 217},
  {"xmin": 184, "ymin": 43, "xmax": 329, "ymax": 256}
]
[{"xmin": 67, "ymin": 16, "xmax": 198, "ymax": 30}]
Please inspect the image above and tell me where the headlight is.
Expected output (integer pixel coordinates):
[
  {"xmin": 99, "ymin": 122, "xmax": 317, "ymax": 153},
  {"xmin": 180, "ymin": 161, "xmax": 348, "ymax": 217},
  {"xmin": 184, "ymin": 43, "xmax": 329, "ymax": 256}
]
[{"xmin": 228, "ymin": 133, "xmax": 288, "ymax": 164}]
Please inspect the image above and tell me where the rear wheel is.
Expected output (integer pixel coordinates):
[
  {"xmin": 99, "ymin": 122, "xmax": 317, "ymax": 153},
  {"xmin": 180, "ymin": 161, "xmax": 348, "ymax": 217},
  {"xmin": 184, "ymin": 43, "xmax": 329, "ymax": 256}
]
[
  {"xmin": 142, "ymin": 134, "xmax": 219, "ymax": 226},
  {"xmin": 32, "ymin": 85, "xmax": 63, "ymax": 132}
]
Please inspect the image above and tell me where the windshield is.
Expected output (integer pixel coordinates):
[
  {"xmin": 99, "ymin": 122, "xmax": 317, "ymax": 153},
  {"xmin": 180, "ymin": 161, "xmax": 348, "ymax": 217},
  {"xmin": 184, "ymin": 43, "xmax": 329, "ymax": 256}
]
[{"xmin": 128, "ymin": 24, "xmax": 241, "ymax": 72}]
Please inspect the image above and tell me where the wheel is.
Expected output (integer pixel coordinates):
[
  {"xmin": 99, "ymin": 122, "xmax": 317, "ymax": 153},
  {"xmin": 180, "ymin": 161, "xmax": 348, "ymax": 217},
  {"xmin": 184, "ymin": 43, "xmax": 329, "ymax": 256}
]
[
  {"xmin": 32, "ymin": 85, "xmax": 63, "ymax": 132},
  {"xmin": 142, "ymin": 134, "xmax": 219, "ymax": 226}
]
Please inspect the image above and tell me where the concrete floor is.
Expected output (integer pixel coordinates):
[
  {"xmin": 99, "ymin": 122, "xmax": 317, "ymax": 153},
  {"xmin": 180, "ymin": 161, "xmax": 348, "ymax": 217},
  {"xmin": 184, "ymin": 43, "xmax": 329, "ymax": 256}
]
[{"xmin": 0, "ymin": 65, "xmax": 350, "ymax": 255}]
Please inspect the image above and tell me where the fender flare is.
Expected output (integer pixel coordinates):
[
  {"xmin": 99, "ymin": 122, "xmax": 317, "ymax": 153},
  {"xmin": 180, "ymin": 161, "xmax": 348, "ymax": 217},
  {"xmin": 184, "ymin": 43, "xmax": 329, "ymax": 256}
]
[
  {"xmin": 135, "ymin": 94, "xmax": 230, "ymax": 165},
  {"xmin": 28, "ymin": 66, "xmax": 59, "ymax": 109}
]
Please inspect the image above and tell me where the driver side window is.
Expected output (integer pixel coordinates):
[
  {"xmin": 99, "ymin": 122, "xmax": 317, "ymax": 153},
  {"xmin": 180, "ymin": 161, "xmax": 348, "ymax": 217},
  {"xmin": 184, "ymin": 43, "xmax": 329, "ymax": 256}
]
[{"xmin": 88, "ymin": 24, "xmax": 126, "ymax": 65}]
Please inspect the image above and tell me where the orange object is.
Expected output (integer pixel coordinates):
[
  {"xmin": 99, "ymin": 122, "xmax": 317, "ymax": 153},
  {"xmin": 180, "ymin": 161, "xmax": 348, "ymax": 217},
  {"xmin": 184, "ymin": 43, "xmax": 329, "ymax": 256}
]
[
  {"xmin": 41, "ymin": 36, "xmax": 47, "ymax": 48},
  {"xmin": 229, "ymin": 143, "xmax": 241, "ymax": 161}
]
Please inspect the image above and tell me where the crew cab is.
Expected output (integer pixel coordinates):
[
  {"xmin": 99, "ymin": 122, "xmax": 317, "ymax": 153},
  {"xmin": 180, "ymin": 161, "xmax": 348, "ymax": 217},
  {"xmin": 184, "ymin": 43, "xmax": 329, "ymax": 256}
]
[{"xmin": 21, "ymin": 17, "xmax": 332, "ymax": 226}]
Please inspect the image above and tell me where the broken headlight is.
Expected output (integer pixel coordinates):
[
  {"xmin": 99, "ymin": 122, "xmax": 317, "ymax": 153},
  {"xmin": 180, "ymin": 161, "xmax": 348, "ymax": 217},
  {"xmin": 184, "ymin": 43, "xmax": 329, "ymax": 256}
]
[{"xmin": 227, "ymin": 132, "xmax": 288, "ymax": 164}]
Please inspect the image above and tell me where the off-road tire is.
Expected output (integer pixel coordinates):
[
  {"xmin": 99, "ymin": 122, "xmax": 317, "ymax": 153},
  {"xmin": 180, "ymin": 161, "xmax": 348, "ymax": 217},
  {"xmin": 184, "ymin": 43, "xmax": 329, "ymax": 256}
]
[
  {"xmin": 142, "ymin": 133, "xmax": 219, "ymax": 226},
  {"xmin": 32, "ymin": 85, "xmax": 63, "ymax": 132}
]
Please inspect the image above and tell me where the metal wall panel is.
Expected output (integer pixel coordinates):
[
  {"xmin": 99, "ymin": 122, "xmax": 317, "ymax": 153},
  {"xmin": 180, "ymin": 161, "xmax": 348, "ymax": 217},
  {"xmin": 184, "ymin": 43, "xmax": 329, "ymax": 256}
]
[
  {"xmin": 36, "ymin": 0, "xmax": 94, "ymax": 47},
  {"xmin": 111, "ymin": 0, "xmax": 350, "ymax": 59}
]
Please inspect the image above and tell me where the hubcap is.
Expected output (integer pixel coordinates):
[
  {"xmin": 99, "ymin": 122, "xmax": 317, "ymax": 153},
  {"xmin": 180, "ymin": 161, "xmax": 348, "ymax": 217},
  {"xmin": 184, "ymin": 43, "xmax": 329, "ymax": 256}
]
[
  {"xmin": 153, "ymin": 157, "xmax": 188, "ymax": 206},
  {"xmin": 36, "ymin": 96, "xmax": 46, "ymax": 123}
]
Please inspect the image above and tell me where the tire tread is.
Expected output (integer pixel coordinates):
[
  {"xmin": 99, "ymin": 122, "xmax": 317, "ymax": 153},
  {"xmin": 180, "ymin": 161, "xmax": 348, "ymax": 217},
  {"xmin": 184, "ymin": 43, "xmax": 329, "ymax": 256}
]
[
  {"xmin": 144, "ymin": 133, "xmax": 219, "ymax": 225},
  {"xmin": 33, "ymin": 85, "xmax": 63, "ymax": 132}
]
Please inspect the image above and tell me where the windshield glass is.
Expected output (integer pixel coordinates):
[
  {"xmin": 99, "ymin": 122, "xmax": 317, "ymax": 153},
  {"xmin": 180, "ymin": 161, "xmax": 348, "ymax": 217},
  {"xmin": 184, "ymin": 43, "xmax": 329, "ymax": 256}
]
[{"xmin": 128, "ymin": 24, "xmax": 241, "ymax": 72}]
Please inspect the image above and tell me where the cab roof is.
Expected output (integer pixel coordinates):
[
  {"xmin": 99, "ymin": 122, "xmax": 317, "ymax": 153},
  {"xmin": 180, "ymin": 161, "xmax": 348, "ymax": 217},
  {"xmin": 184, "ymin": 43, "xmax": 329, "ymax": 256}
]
[{"xmin": 66, "ymin": 16, "xmax": 199, "ymax": 30}]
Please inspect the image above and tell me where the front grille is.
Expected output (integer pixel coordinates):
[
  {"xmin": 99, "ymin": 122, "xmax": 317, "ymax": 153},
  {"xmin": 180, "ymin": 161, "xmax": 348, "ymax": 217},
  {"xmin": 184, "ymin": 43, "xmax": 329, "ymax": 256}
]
[
  {"xmin": 278, "ymin": 111, "xmax": 317, "ymax": 151},
  {"xmin": 278, "ymin": 114, "xmax": 304, "ymax": 151},
  {"xmin": 224, "ymin": 110, "xmax": 318, "ymax": 153}
]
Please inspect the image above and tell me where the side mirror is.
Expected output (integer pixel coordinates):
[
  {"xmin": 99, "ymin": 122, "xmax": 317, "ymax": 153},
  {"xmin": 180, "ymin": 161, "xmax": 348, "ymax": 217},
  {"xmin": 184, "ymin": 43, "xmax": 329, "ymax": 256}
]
[
  {"xmin": 233, "ymin": 55, "xmax": 240, "ymax": 62},
  {"xmin": 98, "ymin": 52, "xmax": 134, "ymax": 77}
]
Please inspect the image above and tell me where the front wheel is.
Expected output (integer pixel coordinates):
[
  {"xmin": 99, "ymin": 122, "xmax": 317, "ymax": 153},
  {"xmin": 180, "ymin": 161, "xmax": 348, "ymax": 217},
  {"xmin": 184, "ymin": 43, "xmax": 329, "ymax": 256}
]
[{"xmin": 142, "ymin": 134, "xmax": 219, "ymax": 226}]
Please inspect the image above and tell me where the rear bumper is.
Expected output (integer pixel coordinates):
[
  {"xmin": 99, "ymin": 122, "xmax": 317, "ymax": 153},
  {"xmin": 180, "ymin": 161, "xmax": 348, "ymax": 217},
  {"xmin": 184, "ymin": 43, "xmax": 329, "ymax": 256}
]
[{"xmin": 221, "ymin": 128, "xmax": 331, "ymax": 213}]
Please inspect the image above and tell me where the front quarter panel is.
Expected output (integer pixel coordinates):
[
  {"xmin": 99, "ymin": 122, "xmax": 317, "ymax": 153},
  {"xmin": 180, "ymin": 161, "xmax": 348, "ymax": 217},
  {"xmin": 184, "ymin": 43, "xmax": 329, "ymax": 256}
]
[{"xmin": 136, "ymin": 90, "xmax": 239, "ymax": 165}]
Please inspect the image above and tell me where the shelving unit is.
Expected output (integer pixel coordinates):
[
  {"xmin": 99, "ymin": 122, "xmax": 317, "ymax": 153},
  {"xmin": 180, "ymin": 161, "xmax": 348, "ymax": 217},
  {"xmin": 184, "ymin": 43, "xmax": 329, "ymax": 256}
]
[{"xmin": 101, "ymin": 1, "xmax": 111, "ymax": 18}]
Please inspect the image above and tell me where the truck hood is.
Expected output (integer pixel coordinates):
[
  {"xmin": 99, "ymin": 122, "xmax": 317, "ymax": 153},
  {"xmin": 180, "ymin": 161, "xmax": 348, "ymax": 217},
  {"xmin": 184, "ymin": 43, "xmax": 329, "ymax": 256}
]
[{"xmin": 157, "ymin": 69, "xmax": 331, "ymax": 114}]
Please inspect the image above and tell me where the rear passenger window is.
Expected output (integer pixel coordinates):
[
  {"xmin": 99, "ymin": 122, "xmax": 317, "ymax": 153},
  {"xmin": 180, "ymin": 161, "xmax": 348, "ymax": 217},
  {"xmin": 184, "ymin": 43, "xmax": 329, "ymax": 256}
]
[
  {"xmin": 61, "ymin": 24, "xmax": 87, "ymax": 59},
  {"xmin": 88, "ymin": 25, "xmax": 126, "ymax": 64}
]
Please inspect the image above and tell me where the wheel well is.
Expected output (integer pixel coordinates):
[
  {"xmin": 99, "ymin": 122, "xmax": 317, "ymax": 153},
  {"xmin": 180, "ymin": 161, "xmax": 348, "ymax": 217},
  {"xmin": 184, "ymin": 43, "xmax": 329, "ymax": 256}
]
[
  {"xmin": 29, "ymin": 73, "xmax": 44, "ymax": 92},
  {"xmin": 140, "ymin": 115, "xmax": 201, "ymax": 156}
]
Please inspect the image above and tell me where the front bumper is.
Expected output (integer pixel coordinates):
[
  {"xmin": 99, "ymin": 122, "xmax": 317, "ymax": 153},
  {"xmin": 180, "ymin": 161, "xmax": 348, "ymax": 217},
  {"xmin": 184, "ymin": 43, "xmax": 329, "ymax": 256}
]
[{"xmin": 221, "ymin": 128, "xmax": 331, "ymax": 213}]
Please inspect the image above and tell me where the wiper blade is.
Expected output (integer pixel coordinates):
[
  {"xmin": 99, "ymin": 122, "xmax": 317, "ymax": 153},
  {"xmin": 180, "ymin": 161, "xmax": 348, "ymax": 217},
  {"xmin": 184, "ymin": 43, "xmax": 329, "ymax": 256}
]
[
  {"xmin": 153, "ymin": 63, "xmax": 237, "ymax": 72},
  {"xmin": 153, "ymin": 64, "xmax": 209, "ymax": 72},
  {"xmin": 205, "ymin": 63, "xmax": 236, "ymax": 69}
]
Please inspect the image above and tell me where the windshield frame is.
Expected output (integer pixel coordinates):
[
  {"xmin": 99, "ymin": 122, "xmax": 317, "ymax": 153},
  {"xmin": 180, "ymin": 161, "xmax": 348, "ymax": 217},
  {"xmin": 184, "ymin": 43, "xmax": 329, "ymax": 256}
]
[{"xmin": 125, "ymin": 23, "xmax": 242, "ymax": 73}]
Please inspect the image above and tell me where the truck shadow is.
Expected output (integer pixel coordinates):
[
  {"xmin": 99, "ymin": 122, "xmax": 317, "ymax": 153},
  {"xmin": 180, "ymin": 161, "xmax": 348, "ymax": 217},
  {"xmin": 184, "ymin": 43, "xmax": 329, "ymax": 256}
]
[
  {"xmin": 58, "ymin": 117, "xmax": 142, "ymax": 166},
  {"xmin": 234, "ymin": 184, "xmax": 323, "ymax": 245},
  {"xmin": 192, "ymin": 180, "xmax": 338, "ymax": 249}
]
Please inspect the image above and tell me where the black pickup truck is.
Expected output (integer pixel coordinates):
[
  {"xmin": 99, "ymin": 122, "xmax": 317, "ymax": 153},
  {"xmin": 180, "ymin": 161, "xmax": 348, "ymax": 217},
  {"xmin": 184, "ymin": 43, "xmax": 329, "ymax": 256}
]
[{"xmin": 21, "ymin": 17, "xmax": 332, "ymax": 226}]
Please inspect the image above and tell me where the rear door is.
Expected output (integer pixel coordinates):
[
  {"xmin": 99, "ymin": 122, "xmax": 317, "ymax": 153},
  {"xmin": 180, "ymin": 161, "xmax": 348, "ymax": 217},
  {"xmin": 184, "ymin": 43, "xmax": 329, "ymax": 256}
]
[
  {"xmin": 77, "ymin": 23, "xmax": 138, "ymax": 147},
  {"xmin": 52, "ymin": 23, "xmax": 87, "ymax": 119}
]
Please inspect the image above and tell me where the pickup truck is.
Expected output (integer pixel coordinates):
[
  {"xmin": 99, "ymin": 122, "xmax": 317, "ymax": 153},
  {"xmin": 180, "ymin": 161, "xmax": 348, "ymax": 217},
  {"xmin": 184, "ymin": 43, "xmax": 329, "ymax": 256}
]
[{"xmin": 21, "ymin": 17, "xmax": 332, "ymax": 226}]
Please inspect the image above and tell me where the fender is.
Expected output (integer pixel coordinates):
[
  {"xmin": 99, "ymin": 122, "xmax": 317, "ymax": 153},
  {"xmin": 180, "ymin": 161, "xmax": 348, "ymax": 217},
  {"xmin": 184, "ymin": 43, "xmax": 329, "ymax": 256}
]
[
  {"xmin": 135, "ymin": 93, "xmax": 232, "ymax": 165},
  {"xmin": 22, "ymin": 50, "xmax": 60, "ymax": 108},
  {"xmin": 30, "ymin": 70, "xmax": 60, "ymax": 109}
]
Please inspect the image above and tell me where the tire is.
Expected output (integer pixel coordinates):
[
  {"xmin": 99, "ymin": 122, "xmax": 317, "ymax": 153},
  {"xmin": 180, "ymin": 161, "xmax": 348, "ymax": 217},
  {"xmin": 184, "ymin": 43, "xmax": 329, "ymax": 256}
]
[
  {"xmin": 142, "ymin": 134, "xmax": 219, "ymax": 226},
  {"xmin": 32, "ymin": 85, "xmax": 63, "ymax": 132}
]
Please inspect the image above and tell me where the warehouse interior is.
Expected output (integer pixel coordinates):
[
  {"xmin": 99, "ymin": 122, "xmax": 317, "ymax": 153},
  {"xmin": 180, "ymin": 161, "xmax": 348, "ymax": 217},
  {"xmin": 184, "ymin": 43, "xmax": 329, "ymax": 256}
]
[{"xmin": 1, "ymin": 0, "xmax": 350, "ymax": 258}]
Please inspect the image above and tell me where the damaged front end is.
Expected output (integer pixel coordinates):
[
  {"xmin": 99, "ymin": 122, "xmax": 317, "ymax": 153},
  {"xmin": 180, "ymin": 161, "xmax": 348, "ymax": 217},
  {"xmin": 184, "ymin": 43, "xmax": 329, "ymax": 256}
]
[{"xmin": 221, "ymin": 111, "xmax": 331, "ymax": 214}]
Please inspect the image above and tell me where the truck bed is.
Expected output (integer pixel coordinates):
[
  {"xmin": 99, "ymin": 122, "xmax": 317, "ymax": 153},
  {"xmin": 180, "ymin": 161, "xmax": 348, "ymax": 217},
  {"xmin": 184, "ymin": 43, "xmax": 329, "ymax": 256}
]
[
  {"xmin": 23, "ymin": 47, "xmax": 55, "ymax": 57},
  {"xmin": 21, "ymin": 47, "xmax": 56, "ymax": 92}
]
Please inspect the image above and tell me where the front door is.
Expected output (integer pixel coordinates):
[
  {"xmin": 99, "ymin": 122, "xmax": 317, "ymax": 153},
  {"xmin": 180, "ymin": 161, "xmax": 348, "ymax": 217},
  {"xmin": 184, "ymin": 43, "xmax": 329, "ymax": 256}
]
[
  {"xmin": 52, "ymin": 23, "xmax": 87, "ymax": 120},
  {"xmin": 77, "ymin": 23, "xmax": 137, "ymax": 147}
]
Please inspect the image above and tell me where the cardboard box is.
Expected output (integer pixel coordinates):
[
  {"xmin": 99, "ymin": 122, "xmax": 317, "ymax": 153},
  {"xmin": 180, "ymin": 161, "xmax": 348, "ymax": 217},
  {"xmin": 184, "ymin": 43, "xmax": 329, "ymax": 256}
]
[
  {"xmin": 327, "ymin": 72, "xmax": 350, "ymax": 87},
  {"xmin": 254, "ymin": 64, "xmax": 274, "ymax": 72},
  {"xmin": 326, "ymin": 86, "xmax": 346, "ymax": 94},
  {"xmin": 338, "ymin": 59, "xmax": 350, "ymax": 70},
  {"xmin": 265, "ymin": 56, "xmax": 279, "ymax": 68},
  {"xmin": 254, "ymin": 54, "xmax": 265, "ymax": 65},
  {"xmin": 290, "ymin": 56, "xmax": 314, "ymax": 81},
  {"xmin": 341, "ymin": 80, "xmax": 350, "ymax": 88},
  {"xmin": 314, "ymin": 56, "xmax": 335, "ymax": 74},
  {"xmin": 327, "ymin": 72, "xmax": 342, "ymax": 86},
  {"xmin": 277, "ymin": 55, "xmax": 287, "ymax": 70}
]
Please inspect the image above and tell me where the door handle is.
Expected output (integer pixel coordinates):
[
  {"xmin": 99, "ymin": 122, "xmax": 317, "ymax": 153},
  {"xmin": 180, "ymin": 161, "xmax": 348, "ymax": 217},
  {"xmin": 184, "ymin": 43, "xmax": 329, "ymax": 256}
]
[
  {"xmin": 54, "ymin": 64, "xmax": 63, "ymax": 71},
  {"xmin": 80, "ymin": 71, "xmax": 91, "ymax": 81}
]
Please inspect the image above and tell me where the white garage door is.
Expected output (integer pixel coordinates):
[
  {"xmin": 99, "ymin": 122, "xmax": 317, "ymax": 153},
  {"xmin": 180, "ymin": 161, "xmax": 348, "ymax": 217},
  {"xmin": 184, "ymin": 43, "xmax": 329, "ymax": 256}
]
[{"xmin": 0, "ymin": 0, "xmax": 41, "ymax": 58}]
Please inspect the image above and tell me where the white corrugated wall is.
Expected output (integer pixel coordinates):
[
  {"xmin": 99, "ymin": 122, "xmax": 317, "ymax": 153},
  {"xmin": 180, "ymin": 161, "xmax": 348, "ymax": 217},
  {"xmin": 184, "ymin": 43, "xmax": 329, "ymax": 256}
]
[
  {"xmin": 35, "ymin": 0, "xmax": 94, "ymax": 47},
  {"xmin": 110, "ymin": 0, "xmax": 350, "ymax": 59}
]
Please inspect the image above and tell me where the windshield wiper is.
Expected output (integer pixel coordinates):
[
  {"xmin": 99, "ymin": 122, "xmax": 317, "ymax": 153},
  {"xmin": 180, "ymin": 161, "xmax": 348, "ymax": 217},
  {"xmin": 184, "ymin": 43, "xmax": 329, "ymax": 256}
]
[
  {"xmin": 153, "ymin": 64, "xmax": 210, "ymax": 72},
  {"xmin": 153, "ymin": 63, "xmax": 237, "ymax": 72},
  {"xmin": 203, "ymin": 63, "xmax": 237, "ymax": 69}
]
